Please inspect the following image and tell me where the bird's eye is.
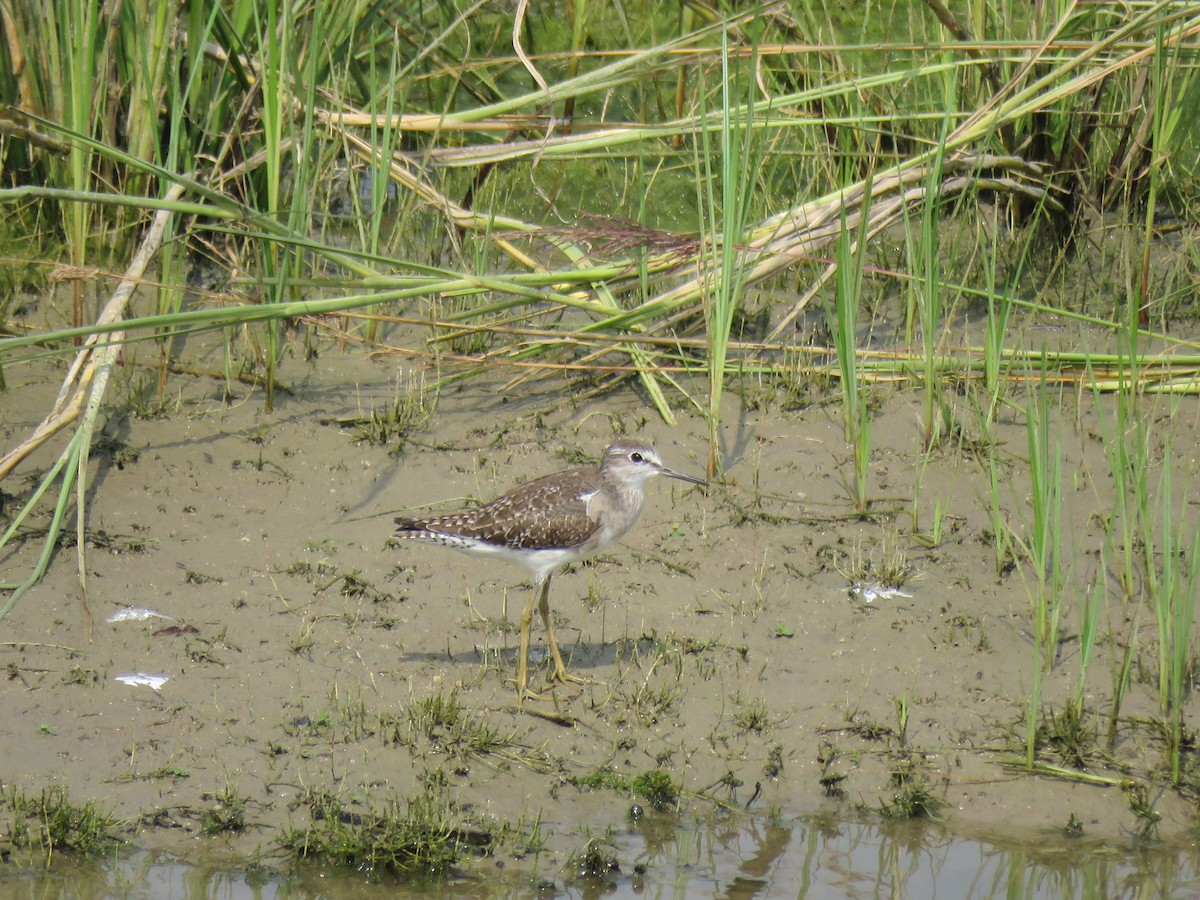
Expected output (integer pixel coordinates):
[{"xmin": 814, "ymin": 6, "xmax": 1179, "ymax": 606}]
[{"xmin": 630, "ymin": 452, "xmax": 644, "ymax": 463}]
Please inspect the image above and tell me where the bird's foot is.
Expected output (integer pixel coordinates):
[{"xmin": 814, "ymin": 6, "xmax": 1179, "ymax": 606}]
[
  {"xmin": 509, "ymin": 673, "xmax": 554, "ymax": 703},
  {"xmin": 551, "ymin": 669, "xmax": 592, "ymax": 687},
  {"xmin": 516, "ymin": 683, "xmax": 549, "ymax": 703},
  {"xmin": 510, "ymin": 668, "xmax": 595, "ymax": 704}
]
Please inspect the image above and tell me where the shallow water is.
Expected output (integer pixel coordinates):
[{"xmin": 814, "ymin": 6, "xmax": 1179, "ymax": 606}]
[{"xmin": 4, "ymin": 815, "xmax": 1198, "ymax": 899}]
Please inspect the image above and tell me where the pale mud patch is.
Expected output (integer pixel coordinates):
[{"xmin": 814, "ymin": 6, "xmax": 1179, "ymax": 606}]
[{"xmin": 1, "ymin": 330, "xmax": 1195, "ymax": 885}]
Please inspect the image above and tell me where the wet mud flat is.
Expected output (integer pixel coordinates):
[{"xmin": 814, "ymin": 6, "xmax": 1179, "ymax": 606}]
[{"xmin": 2, "ymin": 331, "xmax": 1199, "ymax": 886}]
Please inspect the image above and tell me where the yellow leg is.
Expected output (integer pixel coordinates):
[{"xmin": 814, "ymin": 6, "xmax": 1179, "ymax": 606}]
[
  {"xmin": 515, "ymin": 580, "xmax": 539, "ymax": 703},
  {"xmin": 538, "ymin": 575, "xmax": 589, "ymax": 687},
  {"xmin": 513, "ymin": 576, "xmax": 588, "ymax": 702}
]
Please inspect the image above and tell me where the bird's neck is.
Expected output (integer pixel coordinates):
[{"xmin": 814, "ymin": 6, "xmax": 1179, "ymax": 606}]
[{"xmin": 602, "ymin": 481, "xmax": 647, "ymax": 540}]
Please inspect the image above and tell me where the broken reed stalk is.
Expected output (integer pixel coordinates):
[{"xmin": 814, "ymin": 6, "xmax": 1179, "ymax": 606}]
[{"xmin": 0, "ymin": 183, "xmax": 186, "ymax": 627}]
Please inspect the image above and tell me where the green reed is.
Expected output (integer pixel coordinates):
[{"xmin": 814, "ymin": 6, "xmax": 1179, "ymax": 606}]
[
  {"xmin": 978, "ymin": 233, "xmax": 1015, "ymax": 576},
  {"xmin": 60, "ymin": 0, "xmax": 104, "ymax": 331},
  {"xmin": 1090, "ymin": 353, "xmax": 1143, "ymax": 603},
  {"xmin": 1066, "ymin": 542, "xmax": 1106, "ymax": 733},
  {"xmin": 824, "ymin": 187, "xmax": 873, "ymax": 516},
  {"xmin": 1015, "ymin": 366, "xmax": 1065, "ymax": 767},
  {"xmin": 909, "ymin": 443, "xmax": 946, "ymax": 548},
  {"xmin": 1146, "ymin": 439, "xmax": 1198, "ymax": 783},
  {"xmin": 905, "ymin": 68, "xmax": 955, "ymax": 450},
  {"xmin": 1139, "ymin": 22, "xmax": 1200, "ymax": 325},
  {"xmin": 696, "ymin": 33, "xmax": 761, "ymax": 478}
]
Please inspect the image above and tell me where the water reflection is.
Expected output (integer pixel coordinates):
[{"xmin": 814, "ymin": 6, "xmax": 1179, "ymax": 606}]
[
  {"xmin": 619, "ymin": 812, "xmax": 1200, "ymax": 900},
  {"xmin": 2, "ymin": 815, "xmax": 1198, "ymax": 898}
]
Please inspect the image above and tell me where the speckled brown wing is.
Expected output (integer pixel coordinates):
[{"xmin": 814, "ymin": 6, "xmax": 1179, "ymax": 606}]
[{"xmin": 394, "ymin": 468, "xmax": 599, "ymax": 551}]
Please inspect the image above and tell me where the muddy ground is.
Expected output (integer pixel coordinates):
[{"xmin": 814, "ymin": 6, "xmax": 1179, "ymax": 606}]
[{"xmin": 2, "ymin": 318, "xmax": 1199, "ymax": 885}]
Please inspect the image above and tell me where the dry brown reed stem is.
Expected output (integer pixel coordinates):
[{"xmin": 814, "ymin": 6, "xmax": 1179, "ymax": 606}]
[
  {"xmin": 0, "ymin": 183, "xmax": 186, "ymax": 483},
  {"xmin": 315, "ymin": 110, "xmax": 565, "ymax": 133},
  {"xmin": 467, "ymin": 154, "xmax": 1051, "ymax": 401}
]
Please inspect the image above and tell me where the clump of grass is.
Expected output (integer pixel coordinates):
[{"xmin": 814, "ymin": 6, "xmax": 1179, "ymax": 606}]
[
  {"xmin": 570, "ymin": 768, "xmax": 629, "ymax": 793},
  {"xmin": 905, "ymin": 80, "xmax": 955, "ymax": 452},
  {"xmin": 764, "ymin": 743, "xmax": 784, "ymax": 779},
  {"xmin": 816, "ymin": 742, "xmax": 848, "ymax": 798},
  {"xmin": 61, "ymin": 665, "xmax": 98, "ymax": 686},
  {"xmin": 1055, "ymin": 546, "xmax": 1106, "ymax": 765},
  {"xmin": 628, "ymin": 647, "xmax": 685, "ymax": 726},
  {"xmin": 1062, "ymin": 813, "xmax": 1085, "ymax": 838},
  {"xmin": 148, "ymin": 764, "xmax": 191, "ymax": 780},
  {"xmin": 324, "ymin": 685, "xmax": 376, "ymax": 744},
  {"xmin": 843, "ymin": 708, "xmax": 895, "ymax": 743},
  {"xmin": 382, "ymin": 689, "xmax": 548, "ymax": 772},
  {"xmin": 835, "ymin": 540, "xmax": 912, "ymax": 593},
  {"xmin": 1123, "ymin": 782, "xmax": 1161, "ymax": 841},
  {"xmin": 569, "ymin": 767, "xmax": 680, "ymax": 812},
  {"xmin": 3, "ymin": 785, "xmax": 122, "ymax": 864},
  {"xmin": 339, "ymin": 370, "xmax": 435, "ymax": 451},
  {"xmin": 778, "ymin": 345, "xmax": 834, "ymax": 411},
  {"xmin": 117, "ymin": 371, "xmax": 182, "ymax": 421},
  {"xmin": 632, "ymin": 681, "xmax": 682, "ymax": 726},
  {"xmin": 880, "ymin": 760, "xmax": 943, "ymax": 821},
  {"xmin": 282, "ymin": 788, "xmax": 463, "ymax": 880},
  {"xmin": 405, "ymin": 689, "xmax": 465, "ymax": 741},
  {"xmin": 909, "ymin": 444, "xmax": 947, "ymax": 549},
  {"xmin": 333, "ymin": 570, "xmax": 402, "ymax": 612},
  {"xmin": 570, "ymin": 834, "xmax": 620, "ymax": 881},
  {"xmin": 200, "ymin": 783, "xmax": 248, "ymax": 835},
  {"xmin": 1039, "ymin": 703, "xmax": 1096, "ymax": 770},
  {"xmin": 880, "ymin": 779, "xmax": 943, "ymax": 821},
  {"xmin": 732, "ymin": 695, "xmax": 772, "ymax": 734},
  {"xmin": 630, "ymin": 770, "xmax": 679, "ymax": 812}
]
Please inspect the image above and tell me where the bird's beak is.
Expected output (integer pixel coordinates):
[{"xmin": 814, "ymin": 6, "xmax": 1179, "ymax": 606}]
[{"xmin": 660, "ymin": 466, "xmax": 706, "ymax": 487}]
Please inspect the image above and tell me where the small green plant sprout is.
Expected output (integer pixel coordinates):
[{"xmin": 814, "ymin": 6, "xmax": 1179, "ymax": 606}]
[
  {"xmin": 1062, "ymin": 813, "xmax": 1084, "ymax": 838},
  {"xmin": 816, "ymin": 741, "xmax": 848, "ymax": 798},
  {"xmin": 894, "ymin": 694, "xmax": 910, "ymax": 748}
]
